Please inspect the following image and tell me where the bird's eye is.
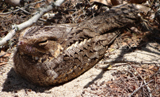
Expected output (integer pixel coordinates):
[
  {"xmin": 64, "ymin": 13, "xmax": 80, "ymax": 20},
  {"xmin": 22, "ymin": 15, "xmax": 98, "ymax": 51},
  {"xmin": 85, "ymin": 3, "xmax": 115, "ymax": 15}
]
[
  {"xmin": 39, "ymin": 40, "xmax": 48, "ymax": 43},
  {"xmin": 38, "ymin": 40, "xmax": 48, "ymax": 46}
]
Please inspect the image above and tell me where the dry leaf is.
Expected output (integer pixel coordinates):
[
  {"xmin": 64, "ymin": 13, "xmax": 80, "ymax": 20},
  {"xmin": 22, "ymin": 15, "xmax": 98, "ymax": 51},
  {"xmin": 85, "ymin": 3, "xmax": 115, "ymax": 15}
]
[
  {"xmin": 4, "ymin": 53, "xmax": 11, "ymax": 57},
  {"xmin": 0, "ymin": 62, "xmax": 6, "ymax": 66},
  {"xmin": 90, "ymin": 0, "xmax": 111, "ymax": 5},
  {"xmin": 5, "ymin": 0, "xmax": 21, "ymax": 6},
  {"xmin": 128, "ymin": 0, "xmax": 147, "ymax": 4},
  {"xmin": 106, "ymin": 81, "xmax": 113, "ymax": 84}
]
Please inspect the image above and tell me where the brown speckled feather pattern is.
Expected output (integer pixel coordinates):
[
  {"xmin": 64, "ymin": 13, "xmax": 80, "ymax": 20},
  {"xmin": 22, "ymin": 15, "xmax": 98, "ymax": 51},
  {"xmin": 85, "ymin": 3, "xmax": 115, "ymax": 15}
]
[{"xmin": 14, "ymin": 4, "xmax": 140, "ymax": 86}]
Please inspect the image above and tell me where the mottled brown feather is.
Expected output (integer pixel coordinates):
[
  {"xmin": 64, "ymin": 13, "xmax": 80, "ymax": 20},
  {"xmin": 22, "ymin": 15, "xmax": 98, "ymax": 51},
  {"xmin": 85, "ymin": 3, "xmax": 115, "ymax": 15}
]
[{"xmin": 14, "ymin": 4, "xmax": 140, "ymax": 86}]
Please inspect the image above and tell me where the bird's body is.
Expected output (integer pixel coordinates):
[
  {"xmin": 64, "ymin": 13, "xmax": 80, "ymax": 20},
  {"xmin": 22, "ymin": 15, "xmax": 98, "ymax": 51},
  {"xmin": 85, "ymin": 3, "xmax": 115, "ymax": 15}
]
[{"xmin": 14, "ymin": 4, "xmax": 140, "ymax": 86}]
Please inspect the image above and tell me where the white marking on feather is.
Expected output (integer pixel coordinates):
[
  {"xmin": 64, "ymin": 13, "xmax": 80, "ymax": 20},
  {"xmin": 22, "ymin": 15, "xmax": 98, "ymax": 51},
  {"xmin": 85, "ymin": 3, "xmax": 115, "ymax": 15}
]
[
  {"xmin": 54, "ymin": 44, "xmax": 64, "ymax": 58},
  {"xmin": 65, "ymin": 39, "xmax": 91, "ymax": 54}
]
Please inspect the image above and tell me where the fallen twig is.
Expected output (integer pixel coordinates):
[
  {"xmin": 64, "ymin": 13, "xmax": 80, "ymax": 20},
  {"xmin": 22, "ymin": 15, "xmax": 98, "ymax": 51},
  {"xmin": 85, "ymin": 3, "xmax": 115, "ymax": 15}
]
[
  {"xmin": 129, "ymin": 64, "xmax": 152, "ymax": 97},
  {"xmin": 129, "ymin": 80, "xmax": 153, "ymax": 97},
  {"xmin": 0, "ymin": 0, "xmax": 64, "ymax": 46}
]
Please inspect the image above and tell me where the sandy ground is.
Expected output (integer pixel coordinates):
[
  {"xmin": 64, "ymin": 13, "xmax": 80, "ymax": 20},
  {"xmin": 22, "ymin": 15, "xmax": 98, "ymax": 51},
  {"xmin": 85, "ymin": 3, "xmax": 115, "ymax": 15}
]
[{"xmin": 0, "ymin": 41, "xmax": 160, "ymax": 97}]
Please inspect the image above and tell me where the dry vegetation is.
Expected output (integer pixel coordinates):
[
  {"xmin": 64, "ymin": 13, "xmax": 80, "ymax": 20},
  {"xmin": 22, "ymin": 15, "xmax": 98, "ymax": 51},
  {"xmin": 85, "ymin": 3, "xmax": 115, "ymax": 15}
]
[{"xmin": 0, "ymin": 0, "xmax": 160, "ymax": 96}]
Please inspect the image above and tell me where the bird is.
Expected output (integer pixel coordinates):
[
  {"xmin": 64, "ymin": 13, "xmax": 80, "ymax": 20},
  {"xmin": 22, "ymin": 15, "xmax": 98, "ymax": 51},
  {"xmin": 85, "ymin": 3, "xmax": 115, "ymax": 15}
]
[{"xmin": 13, "ymin": 4, "xmax": 140, "ymax": 86}]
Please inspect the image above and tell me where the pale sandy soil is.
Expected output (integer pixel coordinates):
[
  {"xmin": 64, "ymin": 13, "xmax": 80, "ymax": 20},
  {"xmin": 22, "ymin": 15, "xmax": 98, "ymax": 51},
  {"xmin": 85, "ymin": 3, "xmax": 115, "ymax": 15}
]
[{"xmin": 0, "ymin": 41, "xmax": 160, "ymax": 97}]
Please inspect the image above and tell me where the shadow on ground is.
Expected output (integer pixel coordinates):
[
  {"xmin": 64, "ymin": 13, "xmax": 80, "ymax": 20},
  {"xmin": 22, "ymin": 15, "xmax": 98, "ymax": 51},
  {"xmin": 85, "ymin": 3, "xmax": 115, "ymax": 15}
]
[
  {"xmin": 2, "ymin": 68, "xmax": 53, "ymax": 92},
  {"xmin": 84, "ymin": 28, "xmax": 160, "ymax": 88}
]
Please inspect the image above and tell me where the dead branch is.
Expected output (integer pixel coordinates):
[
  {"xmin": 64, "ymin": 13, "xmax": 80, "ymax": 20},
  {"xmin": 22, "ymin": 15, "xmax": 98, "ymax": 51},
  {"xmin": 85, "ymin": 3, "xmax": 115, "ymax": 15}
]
[{"xmin": 0, "ymin": 0, "xmax": 64, "ymax": 46}]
